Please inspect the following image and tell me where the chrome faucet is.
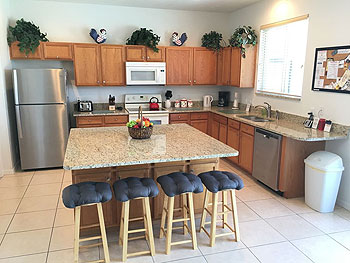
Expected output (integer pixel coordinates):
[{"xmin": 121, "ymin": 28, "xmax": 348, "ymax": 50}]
[{"xmin": 255, "ymin": 102, "xmax": 272, "ymax": 118}]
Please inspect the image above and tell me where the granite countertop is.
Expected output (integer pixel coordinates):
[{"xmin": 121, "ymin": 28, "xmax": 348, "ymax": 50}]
[
  {"xmin": 73, "ymin": 109, "xmax": 128, "ymax": 117},
  {"xmin": 169, "ymin": 106, "xmax": 349, "ymax": 142},
  {"xmin": 63, "ymin": 124, "xmax": 239, "ymax": 170}
]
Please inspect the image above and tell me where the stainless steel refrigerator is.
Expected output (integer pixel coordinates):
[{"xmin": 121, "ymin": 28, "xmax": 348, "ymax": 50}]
[{"xmin": 13, "ymin": 69, "xmax": 69, "ymax": 170}]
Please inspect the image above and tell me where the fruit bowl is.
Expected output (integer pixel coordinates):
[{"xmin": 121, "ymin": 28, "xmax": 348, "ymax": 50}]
[{"xmin": 128, "ymin": 126, "xmax": 153, "ymax": 139}]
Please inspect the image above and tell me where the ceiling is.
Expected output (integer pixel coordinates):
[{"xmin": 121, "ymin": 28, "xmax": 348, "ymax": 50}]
[{"xmin": 39, "ymin": 0, "xmax": 263, "ymax": 13}]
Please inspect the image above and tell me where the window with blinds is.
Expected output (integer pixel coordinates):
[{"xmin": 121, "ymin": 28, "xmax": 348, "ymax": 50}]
[{"xmin": 256, "ymin": 15, "xmax": 309, "ymax": 98}]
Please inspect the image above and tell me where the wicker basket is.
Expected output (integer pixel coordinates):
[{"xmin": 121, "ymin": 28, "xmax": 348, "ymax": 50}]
[
  {"xmin": 127, "ymin": 106, "xmax": 153, "ymax": 139},
  {"xmin": 128, "ymin": 126, "xmax": 153, "ymax": 139}
]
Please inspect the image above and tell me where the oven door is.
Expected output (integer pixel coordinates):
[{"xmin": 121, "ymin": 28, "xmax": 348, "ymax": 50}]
[{"xmin": 129, "ymin": 113, "xmax": 169, "ymax": 125}]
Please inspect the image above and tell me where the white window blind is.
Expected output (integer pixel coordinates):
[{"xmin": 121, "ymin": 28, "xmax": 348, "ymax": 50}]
[{"xmin": 257, "ymin": 16, "xmax": 309, "ymax": 98}]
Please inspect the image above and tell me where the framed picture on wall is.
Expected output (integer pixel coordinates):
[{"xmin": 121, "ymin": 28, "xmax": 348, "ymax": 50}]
[{"xmin": 312, "ymin": 45, "xmax": 350, "ymax": 94}]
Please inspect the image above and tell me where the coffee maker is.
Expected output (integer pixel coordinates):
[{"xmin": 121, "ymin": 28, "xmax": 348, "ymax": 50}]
[{"xmin": 218, "ymin": 91, "xmax": 230, "ymax": 107}]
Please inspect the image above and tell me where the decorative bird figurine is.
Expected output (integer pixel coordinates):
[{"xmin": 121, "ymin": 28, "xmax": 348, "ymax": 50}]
[
  {"xmin": 89, "ymin": 28, "xmax": 107, "ymax": 44},
  {"xmin": 172, "ymin": 32, "xmax": 187, "ymax": 46}
]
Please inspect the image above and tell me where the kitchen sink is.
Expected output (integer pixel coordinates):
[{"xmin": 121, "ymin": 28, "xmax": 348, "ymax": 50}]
[
  {"xmin": 238, "ymin": 115, "xmax": 273, "ymax": 122},
  {"xmin": 218, "ymin": 109, "xmax": 245, "ymax": 114}
]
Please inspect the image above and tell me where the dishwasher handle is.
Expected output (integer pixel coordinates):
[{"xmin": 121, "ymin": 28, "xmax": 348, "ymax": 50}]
[{"xmin": 255, "ymin": 128, "xmax": 282, "ymax": 140}]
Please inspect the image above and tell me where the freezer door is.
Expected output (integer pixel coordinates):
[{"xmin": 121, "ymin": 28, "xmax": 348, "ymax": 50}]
[
  {"xmin": 16, "ymin": 104, "xmax": 69, "ymax": 170},
  {"xmin": 13, "ymin": 69, "xmax": 66, "ymax": 104}
]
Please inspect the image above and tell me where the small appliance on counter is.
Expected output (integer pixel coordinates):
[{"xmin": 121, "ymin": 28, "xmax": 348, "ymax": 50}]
[
  {"xmin": 108, "ymin": 95, "xmax": 116, "ymax": 111},
  {"xmin": 203, "ymin": 95, "xmax": 213, "ymax": 107},
  {"xmin": 78, "ymin": 100, "xmax": 93, "ymax": 112},
  {"xmin": 303, "ymin": 112, "xmax": 314, "ymax": 128},
  {"xmin": 232, "ymin": 92, "xmax": 239, "ymax": 109},
  {"xmin": 218, "ymin": 91, "xmax": 230, "ymax": 107},
  {"xmin": 165, "ymin": 90, "xmax": 172, "ymax": 109},
  {"xmin": 180, "ymin": 98, "xmax": 188, "ymax": 108},
  {"xmin": 149, "ymin": 96, "xmax": 160, "ymax": 111}
]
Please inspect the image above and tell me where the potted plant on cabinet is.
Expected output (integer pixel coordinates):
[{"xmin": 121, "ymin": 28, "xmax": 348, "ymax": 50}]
[
  {"xmin": 126, "ymin": 28, "xmax": 160, "ymax": 52},
  {"xmin": 229, "ymin": 25, "xmax": 257, "ymax": 58}
]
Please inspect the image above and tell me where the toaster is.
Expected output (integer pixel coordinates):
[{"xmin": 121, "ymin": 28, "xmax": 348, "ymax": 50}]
[{"xmin": 78, "ymin": 100, "xmax": 93, "ymax": 112}]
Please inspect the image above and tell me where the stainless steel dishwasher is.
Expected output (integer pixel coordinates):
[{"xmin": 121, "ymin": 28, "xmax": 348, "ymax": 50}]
[{"xmin": 252, "ymin": 128, "xmax": 282, "ymax": 191}]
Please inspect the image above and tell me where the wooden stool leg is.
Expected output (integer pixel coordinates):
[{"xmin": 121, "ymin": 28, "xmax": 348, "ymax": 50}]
[
  {"xmin": 182, "ymin": 194, "xmax": 188, "ymax": 235},
  {"xmin": 230, "ymin": 190, "xmax": 240, "ymax": 242},
  {"xmin": 122, "ymin": 201, "xmax": 130, "ymax": 262},
  {"xmin": 210, "ymin": 193, "xmax": 218, "ymax": 247},
  {"xmin": 119, "ymin": 200, "xmax": 125, "ymax": 245},
  {"xmin": 74, "ymin": 206, "xmax": 81, "ymax": 263},
  {"xmin": 187, "ymin": 193, "xmax": 198, "ymax": 250},
  {"xmin": 97, "ymin": 203, "xmax": 110, "ymax": 263},
  {"xmin": 222, "ymin": 191, "xmax": 227, "ymax": 228},
  {"xmin": 159, "ymin": 195, "xmax": 168, "ymax": 238},
  {"xmin": 165, "ymin": 196, "xmax": 174, "ymax": 255},
  {"xmin": 199, "ymin": 189, "xmax": 209, "ymax": 233},
  {"xmin": 142, "ymin": 199, "xmax": 149, "ymax": 241},
  {"xmin": 144, "ymin": 197, "xmax": 156, "ymax": 256}
]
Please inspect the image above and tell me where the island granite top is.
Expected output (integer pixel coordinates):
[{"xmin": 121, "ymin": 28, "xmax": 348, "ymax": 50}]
[{"xmin": 63, "ymin": 124, "xmax": 239, "ymax": 170}]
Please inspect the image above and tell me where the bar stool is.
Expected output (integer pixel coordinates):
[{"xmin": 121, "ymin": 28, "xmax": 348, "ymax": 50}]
[
  {"xmin": 157, "ymin": 172, "xmax": 203, "ymax": 254},
  {"xmin": 198, "ymin": 171, "xmax": 244, "ymax": 247},
  {"xmin": 113, "ymin": 177, "xmax": 159, "ymax": 262},
  {"xmin": 62, "ymin": 181, "xmax": 112, "ymax": 263}
]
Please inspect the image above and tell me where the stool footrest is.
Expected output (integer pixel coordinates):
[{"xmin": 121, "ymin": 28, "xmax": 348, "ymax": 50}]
[
  {"xmin": 128, "ymin": 228, "xmax": 146, "ymax": 234},
  {"xmin": 127, "ymin": 250, "xmax": 151, "ymax": 257},
  {"xmin": 80, "ymin": 259, "xmax": 105, "ymax": 263},
  {"xmin": 80, "ymin": 242, "xmax": 102, "ymax": 249},
  {"xmin": 80, "ymin": 235, "xmax": 102, "ymax": 242},
  {"xmin": 171, "ymin": 239, "xmax": 193, "ymax": 246},
  {"xmin": 215, "ymin": 232, "xmax": 235, "ymax": 238},
  {"xmin": 80, "ymin": 223, "xmax": 100, "ymax": 230},
  {"xmin": 128, "ymin": 235, "xmax": 146, "ymax": 241},
  {"xmin": 173, "ymin": 218, "xmax": 190, "ymax": 223},
  {"xmin": 128, "ymin": 216, "xmax": 144, "ymax": 222}
]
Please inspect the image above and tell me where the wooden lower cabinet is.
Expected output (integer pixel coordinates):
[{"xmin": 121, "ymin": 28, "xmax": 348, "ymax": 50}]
[
  {"xmin": 210, "ymin": 113, "xmax": 227, "ymax": 143},
  {"xmin": 239, "ymin": 131, "xmax": 254, "ymax": 173},
  {"xmin": 71, "ymin": 159, "xmax": 218, "ymax": 228},
  {"xmin": 170, "ymin": 112, "xmax": 209, "ymax": 134},
  {"xmin": 211, "ymin": 119, "xmax": 220, "ymax": 140},
  {"xmin": 76, "ymin": 115, "xmax": 128, "ymax": 128},
  {"xmin": 190, "ymin": 120, "xmax": 208, "ymax": 134},
  {"xmin": 227, "ymin": 126, "xmax": 240, "ymax": 164}
]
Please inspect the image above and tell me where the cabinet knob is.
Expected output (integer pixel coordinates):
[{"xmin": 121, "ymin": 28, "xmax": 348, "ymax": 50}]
[
  {"xmin": 97, "ymin": 80, "xmax": 100, "ymax": 84},
  {"xmin": 56, "ymin": 56, "xmax": 59, "ymax": 59},
  {"xmin": 178, "ymin": 116, "xmax": 181, "ymax": 119},
  {"xmin": 189, "ymin": 80, "xmax": 191, "ymax": 83},
  {"xmin": 103, "ymin": 80, "xmax": 106, "ymax": 84},
  {"xmin": 194, "ymin": 80, "xmax": 197, "ymax": 83},
  {"xmin": 147, "ymin": 56, "xmax": 150, "ymax": 59},
  {"xmin": 142, "ymin": 56, "xmax": 145, "ymax": 59},
  {"xmin": 25, "ymin": 55, "xmax": 28, "ymax": 58}
]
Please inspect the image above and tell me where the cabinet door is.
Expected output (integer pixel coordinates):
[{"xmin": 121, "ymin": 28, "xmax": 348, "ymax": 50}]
[
  {"xmin": 166, "ymin": 47, "xmax": 193, "ymax": 85},
  {"xmin": 222, "ymin": 47, "xmax": 232, "ymax": 85},
  {"xmin": 239, "ymin": 132, "xmax": 254, "ymax": 173},
  {"xmin": 100, "ymin": 45, "xmax": 125, "ymax": 86},
  {"xmin": 211, "ymin": 120, "xmax": 220, "ymax": 140},
  {"xmin": 73, "ymin": 169, "xmax": 115, "ymax": 227},
  {"xmin": 219, "ymin": 123, "xmax": 227, "ymax": 144},
  {"xmin": 240, "ymin": 45, "xmax": 257, "ymax": 88},
  {"xmin": 43, "ymin": 42, "xmax": 73, "ymax": 60},
  {"xmin": 73, "ymin": 44, "xmax": 101, "ymax": 86},
  {"xmin": 170, "ymin": 113, "xmax": 189, "ymax": 123},
  {"xmin": 153, "ymin": 164, "xmax": 186, "ymax": 218},
  {"xmin": 10, "ymin": 41, "xmax": 43, "ymax": 59},
  {"xmin": 227, "ymin": 126, "xmax": 240, "ymax": 164},
  {"xmin": 76, "ymin": 116, "xmax": 104, "ymax": 128},
  {"xmin": 230, "ymin": 47, "xmax": 242, "ymax": 87},
  {"xmin": 193, "ymin": 48, "xmax": 217, "ymax": 85},
  {"xmin": 190, "ymin": 120, "xmax": 208, "ymax": 134},
  {"xmin": 146, "ymin": 47, "xmax": 165, "ymax": 62},
  {"xmin": 126, "ymin": 46, "xmax": 145, "ymax": 61}
]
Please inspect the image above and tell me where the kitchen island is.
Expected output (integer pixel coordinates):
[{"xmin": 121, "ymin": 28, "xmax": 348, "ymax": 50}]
[{"xmin": 64, "ymin": 124, "xmax": 238, "ymax": 228}]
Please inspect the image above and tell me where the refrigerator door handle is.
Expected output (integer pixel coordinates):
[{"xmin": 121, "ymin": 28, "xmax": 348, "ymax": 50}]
[
  {"xmin": 15, "ymin": 107, "xmax": 23, "ymax": 139},
  {"xmin": 13, "ymin": 69, "xmax": 19, "ymax": 105}
]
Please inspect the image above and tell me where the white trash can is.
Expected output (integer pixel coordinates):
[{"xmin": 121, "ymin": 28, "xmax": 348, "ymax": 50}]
[{"xmin": 304, "ymin": 151, "xmax": 344, "ymax": 213}]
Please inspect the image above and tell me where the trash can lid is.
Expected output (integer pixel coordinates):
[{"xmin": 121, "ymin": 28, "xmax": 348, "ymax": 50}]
[{"xmin": 304, "ymin": 151, "xmax": 344, "ymax": 172}]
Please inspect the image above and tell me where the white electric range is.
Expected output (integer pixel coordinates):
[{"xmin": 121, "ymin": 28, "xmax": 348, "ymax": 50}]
[{"xmin": 125, "ymin": 94, "xmax": 169, "ymax": 125}]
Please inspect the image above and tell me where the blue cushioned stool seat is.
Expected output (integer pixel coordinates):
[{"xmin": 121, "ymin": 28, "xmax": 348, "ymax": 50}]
[
  {"xmin": 62, "ymin": 181, "xmax": 112, "ymax": 209},
  {"xmin": 113, "ymin": 177, "xmax": 159, "ymax": 202},
  {"xmin": 157, "ymin": 172, "xmax": 203, "ymax": 197},
  {"xmin": 198, "ymin": 171, "xmax": 244, "ymax": 193}
]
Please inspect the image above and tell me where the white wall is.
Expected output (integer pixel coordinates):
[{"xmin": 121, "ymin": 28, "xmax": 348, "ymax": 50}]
[
  {"xmin": 229, "ymin": 0, "xmax": 350, "ymax": 209},
  {"xmin": 0, "ymin": 0, "xmax": 17, "ymax": 175}
]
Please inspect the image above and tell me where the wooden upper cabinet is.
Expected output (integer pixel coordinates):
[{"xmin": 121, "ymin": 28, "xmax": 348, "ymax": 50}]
[
  {"xmin": 100, "ymin": 45, "xmax": 125, "ymax": 86},
  {"xmin": 230, "ymin": 46, "xmax": 257, "ymax": 88},
  {"xmin": 146, "ymin": 47, "xmax": 165, "ymax": 62},
  {"xmin": 73, "ymin": 44, "xmax": 101, "ymax": 86},
  {"xmin": 217, "ymin": 47, "xmax": 232, "ymax": 85},
  {"xmin": 193, "ymin": 48, "xmax": 217, "ymax": 85},
  {"xmin": 43, "ymin": 42, "xmax": 73, "ymax": 60},
  {"xmin": 9, "ymin": 41, "xmax": 43, "ymax": 60},
  {"xmin": 166, "ymin": 47, "xmax": 193, "ymax": 85},
  {"xmin": 125, "ymin": 46, "xmax": 145, "ymax": 61}
]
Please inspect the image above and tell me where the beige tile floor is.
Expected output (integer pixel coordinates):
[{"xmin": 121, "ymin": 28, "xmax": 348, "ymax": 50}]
[{"xmin": 0, "ymin": 160, "xmax": 349, "ymax": 262}]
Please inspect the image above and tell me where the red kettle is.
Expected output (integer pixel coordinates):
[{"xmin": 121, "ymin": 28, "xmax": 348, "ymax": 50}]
[{"xmin": 149, "ymin": 97, "xmax": 160, "ymax": 111}]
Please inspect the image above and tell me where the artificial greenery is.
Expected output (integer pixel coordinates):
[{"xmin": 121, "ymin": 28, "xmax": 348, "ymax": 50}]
[
  {"xmin": 7, "ymin": 18, "xmax": 48, "ymax": 55},
  {"xmin": 126, "ymin": 28, "xmax": 160, "ymax": 52},
  {"xmin": 201, "ymin": 31, "xmax": 225, "ymax": 52},
  {"xmin": 229, "ymin": 25, "xmax": 257, "ymax": 58}
]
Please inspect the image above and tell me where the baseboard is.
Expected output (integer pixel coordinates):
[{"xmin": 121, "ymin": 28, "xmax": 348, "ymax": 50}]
[
  {"xmin": 1, "ymin": 161, "xmax": 19, "ymax": 176},
  {"xmin": 336, "ymin": 199, "xmax": 350, "ymax": 210}
]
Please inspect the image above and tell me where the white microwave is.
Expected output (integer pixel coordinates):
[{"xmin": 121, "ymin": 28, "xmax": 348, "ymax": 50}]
[{"xmin": 126, "ymin": 62, "xmax": 166, "ymax": 85}]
